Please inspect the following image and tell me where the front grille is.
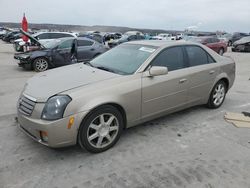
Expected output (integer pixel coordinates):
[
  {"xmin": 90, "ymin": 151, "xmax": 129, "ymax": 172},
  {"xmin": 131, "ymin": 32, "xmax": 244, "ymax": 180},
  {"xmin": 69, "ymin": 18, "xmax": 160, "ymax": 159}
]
[{"xmin": 18, "ymin": 95, "xmax": 36, "ymax": 116}]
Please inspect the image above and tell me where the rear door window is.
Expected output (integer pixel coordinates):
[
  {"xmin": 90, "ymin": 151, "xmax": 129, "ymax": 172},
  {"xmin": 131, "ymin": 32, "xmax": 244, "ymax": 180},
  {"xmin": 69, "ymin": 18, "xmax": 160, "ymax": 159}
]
[
  {"xmin": 185, "ymin": 46, "xmax": 212, "ymax": 66},
  {"xmin": 77, "ymin": 40, "xmax": 94, "ymax": 47},
  {"xmin": 151, "ymin": 46, "xmax": 186, "ymax": 71}
]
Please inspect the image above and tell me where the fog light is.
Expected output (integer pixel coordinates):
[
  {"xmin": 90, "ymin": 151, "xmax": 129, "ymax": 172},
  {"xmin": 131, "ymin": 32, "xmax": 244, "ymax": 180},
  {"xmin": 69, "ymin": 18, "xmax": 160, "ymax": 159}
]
[
  {"xmin": 40, "ymin": 131, "xmax": 48, "ymax": 142},
  {"xmin": 67, "ymin": 116, "xmax": 75, "ymax": 129}
]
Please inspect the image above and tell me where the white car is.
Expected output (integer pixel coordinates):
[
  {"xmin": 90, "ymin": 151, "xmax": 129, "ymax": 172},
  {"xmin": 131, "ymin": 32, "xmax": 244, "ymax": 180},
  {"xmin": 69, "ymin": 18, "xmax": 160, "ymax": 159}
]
[
  {"xmin": 14, "ymin": 31, "xmax": 77, "ymax": 52},
  {"xmin": 176, "ymin": 33, "xmax": 184, "ymax": 40},
  {"xmin": 152, "ymin": 33, "xmax": 176, "ymax": 41}
]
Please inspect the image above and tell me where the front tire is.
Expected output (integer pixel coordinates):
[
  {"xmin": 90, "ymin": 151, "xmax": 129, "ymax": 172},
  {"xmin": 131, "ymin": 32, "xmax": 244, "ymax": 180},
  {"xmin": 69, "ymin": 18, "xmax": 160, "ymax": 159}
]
[
  {"xmin": 207, "ymin": 80, "xmax": 227, "ymax": 109},
  {"xmin": 78, "ymin": 105, "xmax": 124, "ymax": 153},
  {"xmin": 33, "ymin": 57, "xmax": 49, "ymax": 72}
]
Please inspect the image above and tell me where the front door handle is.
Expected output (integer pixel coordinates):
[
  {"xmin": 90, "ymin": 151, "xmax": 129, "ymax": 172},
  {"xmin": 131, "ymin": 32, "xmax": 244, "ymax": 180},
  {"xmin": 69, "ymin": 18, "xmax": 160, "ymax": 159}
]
[
  {"xmin": 179, "ymin": 78, "xmax": 187, "ymax": 83},
  {"xmin": 209, "ymin": 70, "xmax": 215, "ymax": 74}
]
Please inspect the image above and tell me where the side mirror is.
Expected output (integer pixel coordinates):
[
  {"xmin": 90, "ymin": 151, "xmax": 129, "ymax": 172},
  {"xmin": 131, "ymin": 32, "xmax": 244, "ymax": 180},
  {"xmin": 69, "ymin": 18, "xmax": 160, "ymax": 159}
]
[{"xmin": 149, "ymin": 66, "xmax": 168, "ymax": 76}]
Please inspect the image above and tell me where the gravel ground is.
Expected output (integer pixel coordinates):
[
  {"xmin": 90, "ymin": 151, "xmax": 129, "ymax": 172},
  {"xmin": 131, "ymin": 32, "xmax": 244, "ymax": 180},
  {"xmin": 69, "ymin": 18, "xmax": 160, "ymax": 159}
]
[{"xmin": 0, "ymin": 40, "xmax": 250, "ymax": 188}]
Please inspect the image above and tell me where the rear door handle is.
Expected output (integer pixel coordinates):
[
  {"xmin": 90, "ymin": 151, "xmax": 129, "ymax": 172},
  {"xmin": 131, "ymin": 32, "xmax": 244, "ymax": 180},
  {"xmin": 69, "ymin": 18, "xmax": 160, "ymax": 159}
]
[
  {"xmin": 179, "ymin": 78, "xmax": 187, "ymax": 83},
  {"xmin": 209, "ymin": 70, "xmax": 215, "ymax": 74}
]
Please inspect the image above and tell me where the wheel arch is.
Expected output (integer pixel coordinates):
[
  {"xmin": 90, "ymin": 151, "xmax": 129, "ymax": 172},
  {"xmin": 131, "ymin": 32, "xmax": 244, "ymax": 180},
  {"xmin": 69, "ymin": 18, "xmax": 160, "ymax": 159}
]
[
  {"xmin": 79, "ymin": 102, "xmax": 127, "ymax": 130},
  {"xmin": 219, "ymin": 77, "xmax": 229, "ymax": 92},
  {"xmin": 207, "ymin": 76, "xmax": 230, "ymax": 104}
]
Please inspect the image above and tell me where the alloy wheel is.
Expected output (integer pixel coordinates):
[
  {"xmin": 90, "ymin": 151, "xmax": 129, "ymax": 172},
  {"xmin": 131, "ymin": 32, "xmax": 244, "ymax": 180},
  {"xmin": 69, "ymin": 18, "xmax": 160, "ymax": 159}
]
[
  {"xmin": 35, "ymin": 58, "xmax": 48, "ymax": 72},
  {"xmin": 212, "ymin": 83, "xmax": 225, "ymax": 106},
  {"xmin": 87, "ymin": 113, "xmax": 119, "ymax": 149}
]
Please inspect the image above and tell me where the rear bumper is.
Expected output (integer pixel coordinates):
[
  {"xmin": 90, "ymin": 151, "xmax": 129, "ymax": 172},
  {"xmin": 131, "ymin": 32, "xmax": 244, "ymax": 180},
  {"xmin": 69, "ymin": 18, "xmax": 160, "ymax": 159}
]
[{"xmin": 17, "ymin": 111, "xmax": 88, "ymax": 148}]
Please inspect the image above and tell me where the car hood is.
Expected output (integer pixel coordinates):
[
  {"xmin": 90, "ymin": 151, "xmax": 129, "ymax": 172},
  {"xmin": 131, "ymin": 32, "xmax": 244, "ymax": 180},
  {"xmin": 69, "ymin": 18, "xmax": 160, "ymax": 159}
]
[
  {"xmin": 23, "ymin": 63, "xmax": 120, "ymax": 102},
  {"xmin": 14, "ymin": 48, "xmax": 49, "ymax": 58},
  {"xmin": 20, "ymin": 29, "xmax": 44, "ymax": 47},
  {"xmin": 234, "ymin": 37, "xmax": 250, "ymax": 45}
]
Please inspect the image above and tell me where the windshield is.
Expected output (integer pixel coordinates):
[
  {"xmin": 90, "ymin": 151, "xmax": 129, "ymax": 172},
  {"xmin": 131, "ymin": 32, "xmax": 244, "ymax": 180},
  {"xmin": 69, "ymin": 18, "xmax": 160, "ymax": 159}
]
[
  {"xmin": 42, "ymin": 39, "xmax": 62, "ymax": 49},
  {"xmin": 90, "ymin": 44, "xmax": 157, "ymax": 75}
]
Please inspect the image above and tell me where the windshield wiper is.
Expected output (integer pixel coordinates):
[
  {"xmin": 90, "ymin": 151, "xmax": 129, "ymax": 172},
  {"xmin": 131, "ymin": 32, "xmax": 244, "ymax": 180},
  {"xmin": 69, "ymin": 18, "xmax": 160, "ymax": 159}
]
[
  {"xmin": 83, "ymin": 61, "xmax": 94, "ymax": 67},
  {"xmin": 95, "ymin": 66, "xmax": 116, "ymax": 73}
]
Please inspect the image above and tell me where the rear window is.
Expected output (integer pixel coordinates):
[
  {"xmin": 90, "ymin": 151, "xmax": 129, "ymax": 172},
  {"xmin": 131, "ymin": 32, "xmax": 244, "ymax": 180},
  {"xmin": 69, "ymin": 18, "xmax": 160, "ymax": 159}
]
[
  {"xmin": 49, "ymin": 33, "xmax": 72, "ymax": 39},
  {"xmin": 37, "ymin": 33, "xmax": 49, "ymax": 40}
]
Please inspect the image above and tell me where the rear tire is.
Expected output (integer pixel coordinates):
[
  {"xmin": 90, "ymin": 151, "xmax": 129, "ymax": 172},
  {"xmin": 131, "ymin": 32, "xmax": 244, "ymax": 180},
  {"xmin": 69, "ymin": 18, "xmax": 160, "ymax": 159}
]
[
  {"xmin": 207, "ymin": 80, "xmax": 227, "ymax": 109},
  {"xmin": 33, "ymin": 57, "xmax": 49, "ymax": 72},
  {"xmin": 78, "ymin": 105, "xmax": 124, "ymax": 153}
]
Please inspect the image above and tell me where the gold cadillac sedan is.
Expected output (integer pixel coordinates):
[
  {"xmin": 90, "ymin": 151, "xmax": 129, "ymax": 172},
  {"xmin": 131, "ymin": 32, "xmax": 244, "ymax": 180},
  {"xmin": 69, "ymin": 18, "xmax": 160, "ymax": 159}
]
[{"xmin": 17, "ymin": 40, "xmax": 235, "ymax": 153}]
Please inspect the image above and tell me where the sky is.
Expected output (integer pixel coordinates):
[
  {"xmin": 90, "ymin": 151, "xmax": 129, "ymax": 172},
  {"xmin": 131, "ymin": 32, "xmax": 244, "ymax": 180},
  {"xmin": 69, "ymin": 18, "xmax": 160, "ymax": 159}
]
[{"xmin": 0, "ymin": 0, "xmax": 250, "ymax": 33}]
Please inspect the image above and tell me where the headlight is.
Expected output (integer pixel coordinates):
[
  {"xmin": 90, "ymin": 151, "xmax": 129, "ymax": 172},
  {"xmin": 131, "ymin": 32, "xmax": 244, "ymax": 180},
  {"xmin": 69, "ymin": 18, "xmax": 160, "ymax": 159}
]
[
  {"xmin": 20, "ymin": 54, "xmax": 30, "ymax": 59},
  {"xmin": 41, "ymin": 95, "xmax": 71, "ymax": 121}
]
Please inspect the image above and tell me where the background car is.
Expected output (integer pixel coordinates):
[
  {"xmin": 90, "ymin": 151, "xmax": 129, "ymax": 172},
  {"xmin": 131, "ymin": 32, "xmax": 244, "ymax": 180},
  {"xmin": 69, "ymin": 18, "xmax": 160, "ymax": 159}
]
[
  {"xmin": 228, "ymin": 32, "xmax": 249, "ymax": 46},
  {"xmin": 2, "ymin": 31, "xmax": 20, "ymax": 42},
  {"xmin": 14, "ymin": 30, "xmax": 77, "ymax": 52},
  {"xmin": 0, "ymin": 27, "xmax": 8, "ymax": 39},
  {"xmin": 232, "ymin": 36, "xmax": 250, "ymax": 52},
  {"xmin": 176, "ymin": 33, "xmax": 184, "ymax": 40},
  {"xmin": 187, "ymin": 36, "xmax": 227, "ymax": 55},
  {"xmin": 107, "ymin": 31, "xmax": 145, "ymax": 48},
  {"xmin": 217, "ymin": 33, "xmax": 232, "ymax": 45},
  {"xmin": 14, "ymin": 36, "xmax": 108, "ymax": 72},
  {"xmin": 103, "ymin": 33, "xmax": 122, "ymax": 44},
  {"xmin": 151, "ymin": 33, "xmax": 176, "ymax": 40},
  {"xmin": 78, "ymin": 32, "xmax": 104, "ymax": 44}
]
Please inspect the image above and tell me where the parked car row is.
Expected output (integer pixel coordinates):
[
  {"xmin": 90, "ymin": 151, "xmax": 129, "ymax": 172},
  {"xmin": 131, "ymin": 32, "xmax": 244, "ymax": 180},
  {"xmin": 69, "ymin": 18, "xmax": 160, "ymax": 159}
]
[
  {"xmin": 2, "ymin": 30, "xmax": 22, "ymax": 43},
  {"xmin": 3, "ymin": 26, "xmax": 248, "ymax": 73}
]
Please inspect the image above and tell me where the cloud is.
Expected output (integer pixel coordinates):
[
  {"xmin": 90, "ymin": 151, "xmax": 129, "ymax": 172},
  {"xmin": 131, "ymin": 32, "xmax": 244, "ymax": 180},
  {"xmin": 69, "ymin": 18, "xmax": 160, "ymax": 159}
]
[{"xmin": 0, "ymin": 0, "xmax": 249, "ymax": 32}]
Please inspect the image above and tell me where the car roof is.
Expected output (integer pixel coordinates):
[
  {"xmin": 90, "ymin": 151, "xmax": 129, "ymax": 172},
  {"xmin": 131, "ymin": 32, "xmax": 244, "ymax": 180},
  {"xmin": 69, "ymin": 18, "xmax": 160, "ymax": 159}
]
[
  {"xmin": 127, "ymin": 40, "xmax": 199, "ymax": 48},
  {"xmin": 34, "ymin": 31, "xmax": 76, "ymax": 36}
]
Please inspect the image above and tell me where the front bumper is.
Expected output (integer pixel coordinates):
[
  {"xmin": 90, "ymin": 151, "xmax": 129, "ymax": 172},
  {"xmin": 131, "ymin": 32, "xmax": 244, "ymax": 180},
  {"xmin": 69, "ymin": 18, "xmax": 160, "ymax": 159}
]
[
  {"xmin": 17, "ymin": 110, "xmax": 88, "ymax": 148},
  {"xmin": 14, "ymin": 55, "xmax": 32, "ymax": 68}
]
